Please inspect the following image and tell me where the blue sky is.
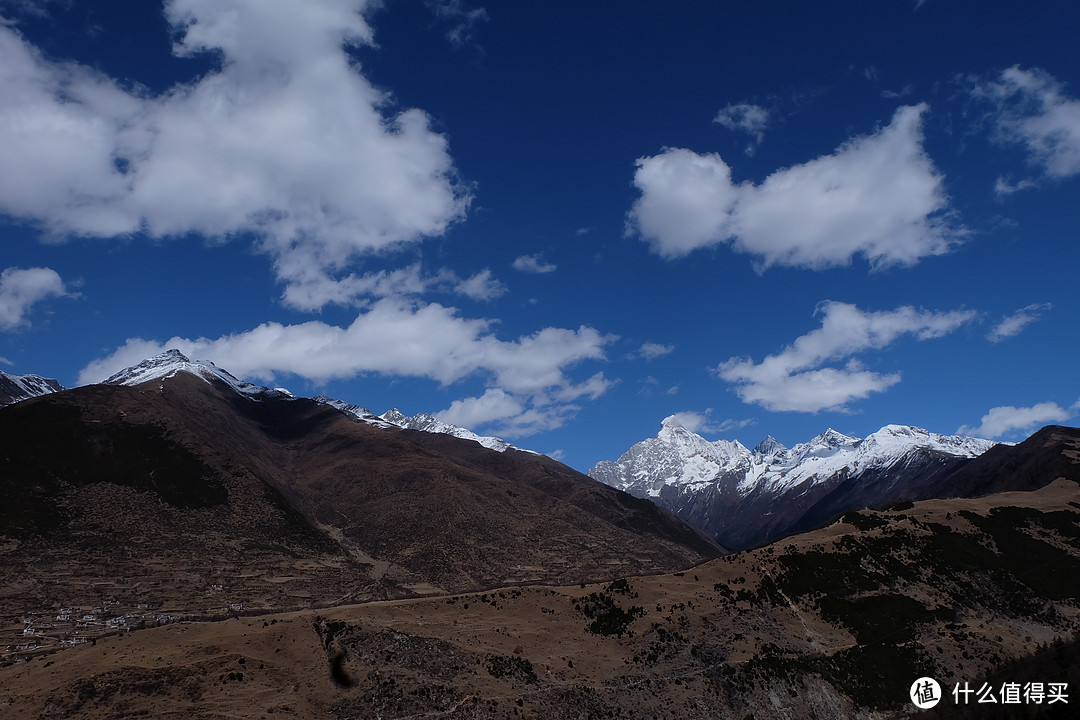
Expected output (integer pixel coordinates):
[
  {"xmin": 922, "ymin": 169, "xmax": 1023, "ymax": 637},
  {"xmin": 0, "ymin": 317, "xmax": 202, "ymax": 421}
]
[{"xmin": 1, "ymin": 0, "xmax": 1078, "ymax": 471}]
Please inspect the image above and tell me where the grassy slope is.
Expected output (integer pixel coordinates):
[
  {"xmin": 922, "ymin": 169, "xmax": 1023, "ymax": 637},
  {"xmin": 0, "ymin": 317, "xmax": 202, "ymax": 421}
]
[{"xmin": 3, "ymin": 480, "xmax": 1078, "ymax": 719}]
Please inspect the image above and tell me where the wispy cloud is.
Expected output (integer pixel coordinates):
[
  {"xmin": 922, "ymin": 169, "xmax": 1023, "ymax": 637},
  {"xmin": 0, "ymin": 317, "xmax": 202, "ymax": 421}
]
[
  {"xmin": 715, "ymin": 301, "xmax": 975, "ymax": 413},
  {"xmin": 987, "ymin": 302, "xmax": 1052, "ymax": 342},
  {"xmin": 512, "ymin": 253, "xmax": 557, "ymax": 274},
  {"xmin": 670, "ymin": 409, "xmax": 755, "ymax": 436},
  {"xmin": 0, "ymin": 266, "xmax": 73, "ymax": 331},
  {"xmin": 425, "ymin": 0, "xmax": 489, "ymax": 49},
  {"xmin": 0, "ymin": 0, "xmax": 469, "ymax": 311},
  {"xmin": 713, "ymin": 102, "xmax": 770, "ymax": 154},
  {"xmin": 958, "ymin": 401, "xmax": 1072, "ymax": 439},
  {"xmin": 628, "ymin": 104, "xmax": 959, "ymax": 269},
  {"xmin": 632, "ymin": 342, "xmax": 674, "ymax": 361},
  {"xmin": 975, "ymin": 66, "xmax": 1080, "ymax": 181}
]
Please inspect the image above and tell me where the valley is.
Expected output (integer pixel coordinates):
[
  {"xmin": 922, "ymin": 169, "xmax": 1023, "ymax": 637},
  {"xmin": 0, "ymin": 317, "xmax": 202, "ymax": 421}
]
[{"xmin": 3, "ymin": 479, "xmax": 1079, "ymax": 718}]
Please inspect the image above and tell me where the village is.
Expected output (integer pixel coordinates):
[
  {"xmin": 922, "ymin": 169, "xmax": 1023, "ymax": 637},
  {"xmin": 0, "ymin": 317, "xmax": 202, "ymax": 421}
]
[{"xmin": 1, "ymin": 578, "xmax": 246, "ymax": 665}]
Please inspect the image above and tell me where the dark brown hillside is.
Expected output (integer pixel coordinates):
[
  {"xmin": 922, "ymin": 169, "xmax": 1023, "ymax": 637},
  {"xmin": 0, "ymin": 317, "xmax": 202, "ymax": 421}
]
[
  {"xmin": 937, "ymin": 425, "xmax": 1080, "ymax": 498},
  {"xmin": 4, "ymin": 477, "xmax": 1078, "ymax": 719},
  {"xmin": 0, "ymin": 370, "xmax": 719, "ymax": 649}
]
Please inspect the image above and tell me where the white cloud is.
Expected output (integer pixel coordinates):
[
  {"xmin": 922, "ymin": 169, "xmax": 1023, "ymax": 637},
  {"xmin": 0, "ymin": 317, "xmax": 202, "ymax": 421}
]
[
  {"xmin": 0, "ymin": 0, "xmax": 470, "ymax": 310},
  {"xmin": 78, "ymin": 298, "xmax": 615, "ymax": 436},
  {"xmin": 279, "ymin": 264, "xmax": 505, "ymax": 311},
  {"xmin": 436, "ymin": 376, "xmax": 614, "ymax": 437},
  {"xmin": 987, "ymin": 302, "xmax": 1052, "ymax": 342},
  {"xmin": 993, "ymin": 176, "xmax": 1037, "ymax": 197},
  {"xmin": 628, "ymin": 104, "xmax": 959, "ymax": 269},
  {"xmin": 454, "ymin": 268, "xmax": 506, "ymax": 301},
  {"xmin": 633, "ymin": 342, "xmax": 674, "ymax": 361},
  {"xmin": 511, "ymin": 253, "xmax": 557, "ymax": 274},
  {"xmin": 958, "ymin": 401, "xmax": 1072, "ymax": 439},
  {"xmin": 438, "ymin": 388, "xmax": 522, "ymax": 428},
  {"xmin": 980, "ymin": 66, "xmax": 1080, "ymax": 179},
  {"xmin": 670, "ymin": 409, "xmax": 755, "ymax": 436},
  {"xmin": 715, "ymin": 301, "xmax": 975, "ymax": 413},
  {"xmin": 713, "ymin": 102, "xmax": 770, "ymax": 152},
  {"xmin": 0, "ymin": 266, "xmax": 71, "ymax": 330}
]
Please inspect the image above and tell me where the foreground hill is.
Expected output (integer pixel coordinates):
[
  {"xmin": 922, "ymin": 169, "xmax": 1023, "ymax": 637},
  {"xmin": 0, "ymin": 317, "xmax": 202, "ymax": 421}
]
[
  {"xmin": 0, "ymin": 353, "xmax": 719, "ymax": 655},
  {"xmin": 2, "ymin": 477, "xmax": 1077, "ymax": 718}
]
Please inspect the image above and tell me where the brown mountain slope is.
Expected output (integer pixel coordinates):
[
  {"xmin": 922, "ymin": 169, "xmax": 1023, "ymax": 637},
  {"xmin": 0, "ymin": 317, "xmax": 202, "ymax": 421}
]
[
  {"xmin": 936, "ymin": 424, "xmax": 1080, "ymax": 497},
  {"xmin": 3, "ymin": 478, "xmax": 1077, "ymax": 719},
  {"xmin": 0, "ymin": 370, "xmax": 719, "ymax": 636}
]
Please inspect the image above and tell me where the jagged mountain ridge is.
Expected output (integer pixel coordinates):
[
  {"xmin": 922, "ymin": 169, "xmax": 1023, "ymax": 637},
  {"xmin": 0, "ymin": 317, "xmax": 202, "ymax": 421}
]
[
  {"xmin": 104, "ymin": 349, "xmax": 526, "ymax": 454},
  {"xmin": 0, "ymin": 369, "xmax": 64, "ymax": 406},
  {"xmin": 590, "ymin": 415, "xmax": 1002, "ymax": 550}
]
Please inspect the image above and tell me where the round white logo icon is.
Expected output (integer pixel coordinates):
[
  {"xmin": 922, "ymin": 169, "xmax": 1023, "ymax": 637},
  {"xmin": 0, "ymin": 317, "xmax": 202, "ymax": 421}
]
[{"xmin": 910, "ymin": 677, "xmax": 942, "ymax": 709}]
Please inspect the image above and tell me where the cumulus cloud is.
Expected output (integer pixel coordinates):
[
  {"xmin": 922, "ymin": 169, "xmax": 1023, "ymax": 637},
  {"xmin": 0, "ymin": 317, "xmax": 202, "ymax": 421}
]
[
  {"xmin": 978, "ymin": 66, "xmax": 1080, "ymax": 180},
  {"xmin": 987, "ymin": 302, "xmax": 1052, "ymax": 342},
  {"xmin": 512, "ymin": 253, "xmax": 557, "ymax": 274},
  {"xmin": 0, "ymin": 0, "xmax": 469, "ymax": 309},
  {"xmin": 715, "ymin": 301, "xmax": 975, "ymax": 413},
  {"xmin": 713, "ymin": 102, "xmax": 770, "ymax": 153},
  {"xmin": 958, "ymin": 401, "xmax": 1072, "ymax": 439},
  {"xmin": 628, "ymin": 104, "xmax": 958, "ymax": 269},
  {"xmin": 0, "ymin": 266, "xmax": 71, "ymax": 330},
  {"xmin": 78, "ymin": 299, "xmax": 615, "ymax": 436}
]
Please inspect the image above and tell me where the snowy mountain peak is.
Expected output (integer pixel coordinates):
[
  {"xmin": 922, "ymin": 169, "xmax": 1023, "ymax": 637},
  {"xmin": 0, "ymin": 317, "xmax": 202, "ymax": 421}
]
[
  {"xmin": 103, "ymin": 349, "xmax": 293, "ymax": 401},
  {"xmin": 381, "ymin": 408, "xmax": 409, "ymax": 425},
  {"xmin": 752, "ymin": 435, "xmax": 787, "ymax": 457},
  {"xmin": 0, "ymin": 370, "xmax": 65, "ymax": 406},
  {"xmin": 378, "ymin": 408, "xmax": 524, "ymax": 454},
  {"xmin": 859, "ymin": 423, "xmax": 998, "ymax": 458},
  {"xmin": 312, "ymin": 396, "xmax": 396, "ymax": 429},
  {"xmin": 660, "ymin": 414, "xmax": 686, "ymax": 430},
  {"xmin": 808, "ymin": 428, "xmax": 861, "ymax": 448},
  {"xmin": 590, "ymin": 419, "xmax": 1000, "ymax": 502}
]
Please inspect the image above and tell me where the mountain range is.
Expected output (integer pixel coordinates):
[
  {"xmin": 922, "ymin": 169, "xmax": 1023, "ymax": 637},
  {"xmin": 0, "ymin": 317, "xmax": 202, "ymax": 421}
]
[
  {"xmin": 3, "ymin": 350, "xmax": 1080, "ymax": 717},
  {"xmin": 590, "ymin": 415, "xmax": 1006, "ymax": 550}
]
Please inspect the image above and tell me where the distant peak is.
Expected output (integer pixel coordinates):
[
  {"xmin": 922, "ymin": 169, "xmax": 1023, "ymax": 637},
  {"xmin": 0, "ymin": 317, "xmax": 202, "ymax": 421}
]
[
  {"xmin": 753, "ymin": 435, "xmax": 787, "ymax": 455},
  {"xmin": 157, "ymin": 348, "xmax": 191, "ymax": 363},
  {"xmin": 815, "ymin": 428, "xmax": 860, "ymax": 445},
  {"xmin": 381, "ymin": 408, "xmax": 409, "ymax": 424},
  {"xmin": 660, "ymin": 415, "xmax": 686, "ymax": 430}
]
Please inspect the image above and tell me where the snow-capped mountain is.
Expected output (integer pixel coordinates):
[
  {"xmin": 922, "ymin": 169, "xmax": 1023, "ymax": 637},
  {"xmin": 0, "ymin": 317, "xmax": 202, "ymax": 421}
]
[
  {"xmin": 0, "ymin": 370, "xmax": 64, "ymax": 406},
  {"xmin": 317, "ymin": 403, "xmax": 531, "ymax": 454},
  {"xmin": 101, "ymin": 349, "xmax": 527, "ymax": 455},
  {"xmin": 103, "ymin": 349, "xmax": 295, "ymax": 401},
  {"xmin": 311, "ymin": 396, "xmax": 397, "ymax": 429},
  {"xmin": 590, "ymin": 416, "xmax": 1001, "ymax": 550},
  {"xmin": 379, "ymin": 409, "xmax": 519, "ymax": 453}
]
